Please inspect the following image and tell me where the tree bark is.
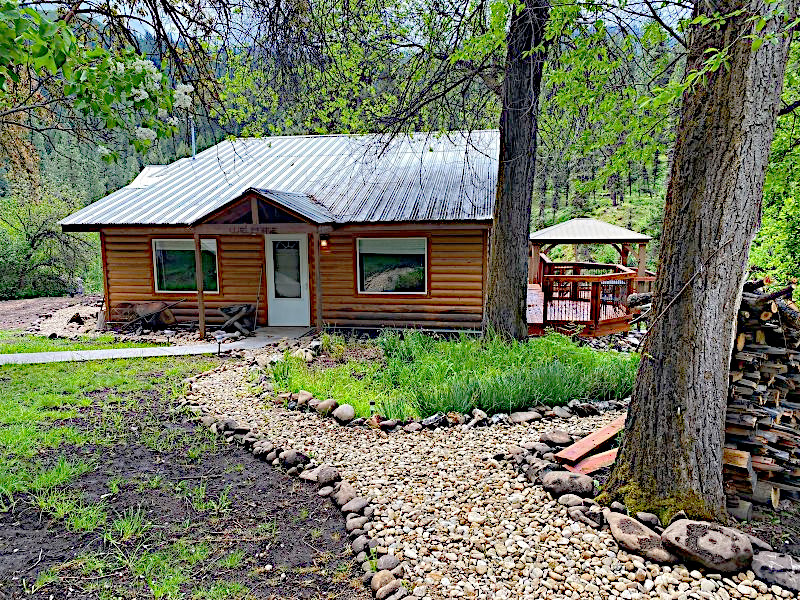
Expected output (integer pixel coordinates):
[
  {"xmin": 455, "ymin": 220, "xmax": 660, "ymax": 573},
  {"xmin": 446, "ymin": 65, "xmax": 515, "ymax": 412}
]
[
  {"xmin": 484, "ymin": 0, "xmax": 550, "ymax": 339},
  {"xmin": 603, "ymin": 0, "xmax": 797, "ymax": 521}
]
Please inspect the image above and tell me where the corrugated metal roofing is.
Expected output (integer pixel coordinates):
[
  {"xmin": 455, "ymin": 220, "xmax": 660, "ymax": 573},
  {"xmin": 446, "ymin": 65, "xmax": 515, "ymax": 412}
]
[
  {"xmin": 529, "ymin": 218, "xmax": 651, "ymax": 244},
  {"xmin": 251, "ymin": 188, "xmax": 335, "ymax": 224},
  {"xmin": 60, "ymin": 131, "xmax": 499, "ymax": 228}
]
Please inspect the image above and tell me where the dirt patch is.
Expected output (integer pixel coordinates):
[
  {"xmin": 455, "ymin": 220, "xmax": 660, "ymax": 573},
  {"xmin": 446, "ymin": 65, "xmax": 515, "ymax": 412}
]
[
  {"xmin": 740, "ymin": 502, "xmax": 800, "ymax": 555},
  {"xmin": 0, "ymin": 396, "xmax": 365, "ymax": 600},
  {"xmin": 0, "ymin": 296, "xmax": 101, "ymax": 331}
]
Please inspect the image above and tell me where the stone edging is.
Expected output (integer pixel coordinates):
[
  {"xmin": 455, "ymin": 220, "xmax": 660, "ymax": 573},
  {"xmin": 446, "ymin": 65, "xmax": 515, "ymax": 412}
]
[
  {"xmin": 497, "ymin": 437, "xmax": 799, "ymax": 597},
  {"xmin": 179, "ymin": 368, "xmax": 410, "ymax": 600}
]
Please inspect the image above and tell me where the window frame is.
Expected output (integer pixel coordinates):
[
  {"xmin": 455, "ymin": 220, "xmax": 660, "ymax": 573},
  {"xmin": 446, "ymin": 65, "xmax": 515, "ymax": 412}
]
[
  {"xmin": 152, "ymin": 238, "xmax": 220, "ymax": 295},
  {"xmin": 355, "ymin": 236, "xmax": 429, "ymax": 296}
]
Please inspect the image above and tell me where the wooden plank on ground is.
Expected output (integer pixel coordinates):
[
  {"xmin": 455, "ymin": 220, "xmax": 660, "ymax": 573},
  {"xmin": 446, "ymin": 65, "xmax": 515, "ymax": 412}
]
[
  {"xmin": 566, "ymin": 448, "xmax": 618, "ymax": 474},
  {"xmin": 555, "ymin": 414, "xmax": 627, "ymax": 465}
]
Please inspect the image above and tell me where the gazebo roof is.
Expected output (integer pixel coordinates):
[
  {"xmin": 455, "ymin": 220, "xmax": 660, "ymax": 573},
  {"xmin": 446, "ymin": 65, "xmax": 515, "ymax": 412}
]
[{"xmin": 530, "ymin": 218, "xmax": 651, "ymax": 244}]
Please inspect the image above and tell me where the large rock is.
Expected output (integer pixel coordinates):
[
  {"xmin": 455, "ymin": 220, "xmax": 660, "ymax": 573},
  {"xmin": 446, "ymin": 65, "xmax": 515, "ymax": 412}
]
[
  {"xmin": 557, "ymin": 493, "xmax": 584, "ymax": 507},
  {"xmin": 509, "ymin": 411, "xmax": 543, "ymax": 424},
  {"xmin": 316, "ymin": 466, "xmax": 341, "ymax": 487},
  {"xmin": 604, "ymin": 510, "xmax": 677, "ymax": 564},
  {"xmin": 553, "ymin": 406, "xmax": 572, "ymax": 419},
  {"xmin": 332, "ymin": 404, "xmax": 355, "ymax": 424},
  {"xmin": 376, "ymin": 554, "xmax": 401, "ymax": 571},
  {"xmin": 539, "ymin": 430, "xmax": 573, "ymax": 446},
  {"xmin": 296, "ymin": 390, "xmax": 314, "ymax": 404},
  {"xmin": 376, "ymin": 580, "xmax": 403, "ymax": 600},
  {"xmin": 371, "ymin": 570, "xmax": 395, "ymax": 592},
  {"xmin": 315, "ymin": 398, "xmax": 338, "ymax": 415},
  {"xmin": 279, "ymin": 449, "xmax": 309, "ymax": 468},
  {"xmin": 541, "ymin": 470, "xmax": 594, "ymax": 497},
  {"xmin": 751, "ymin": 552, "xmax": 800, "ymax": 592},
  {"xmin": 332, "ymin": 481, "xmax": 357, "ymax": 506},
  {"xmin": 661, "ymin": 520, "xmax": 753, "ymax": 572},
  {"xmin": 342, "ymin": 496, "xmax": 370, "ymax": 514}
]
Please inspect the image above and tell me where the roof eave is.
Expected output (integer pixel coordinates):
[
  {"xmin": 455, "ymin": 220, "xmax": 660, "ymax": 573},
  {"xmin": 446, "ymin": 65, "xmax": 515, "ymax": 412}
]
[{"xmin": 529, "ymin": 236, "xmax": 652, "ymax": 244}]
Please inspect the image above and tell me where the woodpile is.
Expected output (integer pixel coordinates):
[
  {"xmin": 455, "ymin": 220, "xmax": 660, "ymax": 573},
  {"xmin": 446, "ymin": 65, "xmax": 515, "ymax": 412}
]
[{"xmin": 726, "ymin": 278, "xmax": 800, "ymax": 515}]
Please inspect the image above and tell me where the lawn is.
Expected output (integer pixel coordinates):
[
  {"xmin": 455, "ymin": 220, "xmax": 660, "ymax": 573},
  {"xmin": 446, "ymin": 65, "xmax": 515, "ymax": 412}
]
[
  {"xmin": 272, "ymin": 331, "xmax": 640, "ymax": 419},
  {"xmin": 0, "ymin": 346, "xmax": 356, "ymax": 599},
  {"xmin": 0, "ymin": 331, "xmax": 164, "ymax": 354}
]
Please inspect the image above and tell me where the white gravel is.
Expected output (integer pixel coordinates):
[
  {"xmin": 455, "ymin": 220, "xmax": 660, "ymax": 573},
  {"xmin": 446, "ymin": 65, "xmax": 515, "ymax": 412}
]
[{"xmin": 187, "ymin": 363, "xmax": 794, "ymax": 600}]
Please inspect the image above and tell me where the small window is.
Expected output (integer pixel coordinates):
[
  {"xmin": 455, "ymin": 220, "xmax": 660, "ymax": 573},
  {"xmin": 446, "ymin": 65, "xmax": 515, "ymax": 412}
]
[
  {"xmin": 153, "ymin": 239, "xmax": 219, "ymax": 293},
  {"xmin": 357, "ymin": 237, "xmax": 427, "ymax": 294}
]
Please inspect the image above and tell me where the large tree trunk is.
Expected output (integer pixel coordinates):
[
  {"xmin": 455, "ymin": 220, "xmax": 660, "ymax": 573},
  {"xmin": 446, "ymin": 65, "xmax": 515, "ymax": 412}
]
[
  {"xmin": 603, "ymin": 0, "xmax": 797, "ymax": 521},
  {"xmin": 484, "ymin": 0, "xmax": 550, "ymax": 339}
]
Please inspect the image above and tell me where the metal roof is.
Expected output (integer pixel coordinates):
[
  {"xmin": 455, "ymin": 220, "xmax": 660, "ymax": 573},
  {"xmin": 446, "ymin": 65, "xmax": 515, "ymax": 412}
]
[
  {"xmin": 250, "ymin": 188, "xmax": 335, "ymax": 224},
  {"xmin": 529, "ymin": 218, "xmax": 651, "ymax": 244},
  {"xmin": 60, "ymin": 131, "xmax": 499, "ymax": 228}
]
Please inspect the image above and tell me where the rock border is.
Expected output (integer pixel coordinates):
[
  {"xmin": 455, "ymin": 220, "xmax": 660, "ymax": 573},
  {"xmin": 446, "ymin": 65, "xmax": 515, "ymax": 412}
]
[
  {"xmin": 495, "ymin": 434, "xmax": 799, "ymax": 596},
  {"xmin": 179, "ymin": 371, "xmax": 411, "ymax": 600},
  {"xmin": 252, "ymin": 348, "xmax": 627, "ymax": 434}
]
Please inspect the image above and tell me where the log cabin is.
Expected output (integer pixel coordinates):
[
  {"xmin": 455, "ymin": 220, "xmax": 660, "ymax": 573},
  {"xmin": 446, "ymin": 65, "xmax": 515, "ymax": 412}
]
[
  {"xmin": 60, "ymin": 132, "xmax": 498, "ymax": 334},
  {"xmin": 61, "ymin": 131, "xmax": 652, "ymax": 336}
]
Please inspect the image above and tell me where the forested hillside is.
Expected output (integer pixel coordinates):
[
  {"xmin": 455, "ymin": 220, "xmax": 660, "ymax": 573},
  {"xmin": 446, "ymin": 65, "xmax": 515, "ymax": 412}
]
[{"xmin": 1, "ymin": 0, "xmax": 798, "ymax": 299}]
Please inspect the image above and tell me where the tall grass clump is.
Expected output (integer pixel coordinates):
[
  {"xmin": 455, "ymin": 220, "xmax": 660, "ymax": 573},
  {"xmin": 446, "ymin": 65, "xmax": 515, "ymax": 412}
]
[
  {"xmin": 272, "ymin": 331, "xmax": 639, "ymax": 419},
  {"xmin": 380, "ymin": 331, "xmax": 638, "ymax": 416}
]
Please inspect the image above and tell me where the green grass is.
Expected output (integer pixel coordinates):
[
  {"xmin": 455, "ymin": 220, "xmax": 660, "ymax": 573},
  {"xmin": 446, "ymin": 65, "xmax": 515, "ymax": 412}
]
[
  {"xmin": 0, "ymin": 352, "xmax": 214, "ymax": 508},
  {"xmin": 273, "ymin": 331, "xmax": 639, "ymax": 419},
  {"xmin": 0, "ymin": 331, "xmax": 164, "ymax": 354},
  {"xmin": 34, "ymin": 489, "xmax": 107, "ymax": 532}
]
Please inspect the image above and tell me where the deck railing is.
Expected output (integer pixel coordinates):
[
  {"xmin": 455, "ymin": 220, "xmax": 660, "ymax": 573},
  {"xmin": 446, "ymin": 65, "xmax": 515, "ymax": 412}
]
[{"xmin": 541, "ymin": 261, "xmax": 637, "ymax": 331}]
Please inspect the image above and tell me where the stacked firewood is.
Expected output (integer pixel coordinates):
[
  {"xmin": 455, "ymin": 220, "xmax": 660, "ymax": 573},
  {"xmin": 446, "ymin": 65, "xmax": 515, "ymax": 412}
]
[{"xmin": 725, "ymin": 278, "xmax": 800, "ymax": 515}]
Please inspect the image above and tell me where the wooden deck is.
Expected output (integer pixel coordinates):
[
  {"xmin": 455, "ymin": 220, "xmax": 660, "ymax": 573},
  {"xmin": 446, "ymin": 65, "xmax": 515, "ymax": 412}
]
[
  {"xmin": 527, "ymin": 283, "xmax": 631, "ymax": 336},
  {"xmin": 526, "ymin": 284, "xmax": 627, "ymax": 323}
]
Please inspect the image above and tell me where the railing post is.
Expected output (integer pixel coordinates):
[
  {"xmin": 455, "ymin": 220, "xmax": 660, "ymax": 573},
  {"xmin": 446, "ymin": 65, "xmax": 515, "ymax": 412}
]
[
  {"xmin": 590, "ymin": 281, "xmax": 601, "ymax": 325},
  {"xmin": 542, "ymin": 278, "xmax": 549, "ymax": 324},
  {"xmin": 572, "ymin": 266, "xmax": 581, "ymax": 300}
]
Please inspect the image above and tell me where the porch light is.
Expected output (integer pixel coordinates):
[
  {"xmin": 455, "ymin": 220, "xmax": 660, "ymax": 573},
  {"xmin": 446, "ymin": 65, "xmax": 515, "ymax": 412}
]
[{"xmin": 320, "ymin": 235, "xmax": 329, "ymax": 249}]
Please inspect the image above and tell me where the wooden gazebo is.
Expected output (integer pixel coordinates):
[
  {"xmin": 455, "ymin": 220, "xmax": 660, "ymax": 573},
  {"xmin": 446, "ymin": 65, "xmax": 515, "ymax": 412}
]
[{"xmin": 527, "ymin": 218, "xmax": 654, "ymax": 336}]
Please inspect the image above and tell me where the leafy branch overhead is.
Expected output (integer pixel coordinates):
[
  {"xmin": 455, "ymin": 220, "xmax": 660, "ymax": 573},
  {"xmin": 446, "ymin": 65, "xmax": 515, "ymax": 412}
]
[{"xmin": 0, "ymin": 0, "xmax": 189, "ymax": 158}]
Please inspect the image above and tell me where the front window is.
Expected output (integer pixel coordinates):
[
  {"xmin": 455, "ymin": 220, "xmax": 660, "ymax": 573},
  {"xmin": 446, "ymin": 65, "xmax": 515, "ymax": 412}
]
[
  {"xmin": 357, "ymin": 237, "xmax": 427, "ymax": 294},
  {"xmin": 153, "ymin": 239, "xmax": 219, "ymax": 293}
]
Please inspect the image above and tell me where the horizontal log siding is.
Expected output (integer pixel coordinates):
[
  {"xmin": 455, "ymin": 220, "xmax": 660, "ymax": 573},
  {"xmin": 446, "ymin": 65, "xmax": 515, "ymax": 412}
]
[
  {"xmin": 102, "ymin": 229, "xmax": 267, "ymax": 326},
  {"xmin": 319, "ymin": 228, "xmax": 486, "ymax": 329}
]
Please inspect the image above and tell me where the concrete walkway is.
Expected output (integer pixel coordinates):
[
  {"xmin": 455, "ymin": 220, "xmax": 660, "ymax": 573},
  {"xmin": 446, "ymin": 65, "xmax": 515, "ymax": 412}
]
[{"xmin": 0, "ymin": 327, "xmax": 312, "ymax": 366}]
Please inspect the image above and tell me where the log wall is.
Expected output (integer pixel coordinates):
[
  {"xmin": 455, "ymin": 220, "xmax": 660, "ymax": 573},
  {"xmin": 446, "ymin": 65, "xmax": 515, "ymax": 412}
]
[
  {"xmin": 319, "ymin": 227, "xmax": 487, "ymax": 330},
  {"xmin": 102, "ymin": 228, "xmax": 268, "ymax": 326},
  {"xmin": 100, "ymin": 225, "xmax": 487, "ymax": 330}
]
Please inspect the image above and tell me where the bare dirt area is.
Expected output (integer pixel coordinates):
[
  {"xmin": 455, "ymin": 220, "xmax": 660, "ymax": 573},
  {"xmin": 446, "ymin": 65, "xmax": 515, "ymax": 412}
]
[
  {"xmin": 0, "ymin": 371, "xmax": 364, "ymax": 600},
  {"xmin": 0, "ymin": 295, "xmax": 101, "ymax": 331}
]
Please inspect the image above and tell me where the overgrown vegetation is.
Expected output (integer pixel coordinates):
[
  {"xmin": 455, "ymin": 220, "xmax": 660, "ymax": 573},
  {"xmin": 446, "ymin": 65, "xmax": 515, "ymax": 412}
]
[{"xmin": 272, "ymin": 331, "xmax": 638, "ymax": 419}]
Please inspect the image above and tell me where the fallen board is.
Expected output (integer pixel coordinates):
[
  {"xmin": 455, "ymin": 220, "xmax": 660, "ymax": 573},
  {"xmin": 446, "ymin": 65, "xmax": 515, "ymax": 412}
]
[
  {"xmin": 566, "ymin": 448, "xmax": 618, "ymax": 475},
  {"xmin": 555, "ymin": 414, "xmax": 627, "ymax": 465}
]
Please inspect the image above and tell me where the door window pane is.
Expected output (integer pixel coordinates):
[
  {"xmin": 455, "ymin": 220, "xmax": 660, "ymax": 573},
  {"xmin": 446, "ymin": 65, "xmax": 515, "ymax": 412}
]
[
  {"xmin": 273, "ymin": 240, "xmax": 301, "ymax": 298},
  {"xmin": 154, "ymin": 239, "xmax": 218, "ymax": 293},
  {"xmin": 357, "ymin": 238, "xmax": 426, "ymax": 293}
]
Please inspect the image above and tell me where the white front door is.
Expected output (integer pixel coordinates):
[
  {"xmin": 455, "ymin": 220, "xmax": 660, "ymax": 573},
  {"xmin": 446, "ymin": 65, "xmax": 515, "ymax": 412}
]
[{"xmin": 265, "ymin": 234, "xmax": 310, "ymax": 326}]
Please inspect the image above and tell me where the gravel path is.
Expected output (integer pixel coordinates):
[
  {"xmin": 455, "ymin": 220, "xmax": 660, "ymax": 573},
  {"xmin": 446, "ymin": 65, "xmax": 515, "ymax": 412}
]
[{"xmin": 189, "ymin": 364, "xmax": 794, "ymax": 600}]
